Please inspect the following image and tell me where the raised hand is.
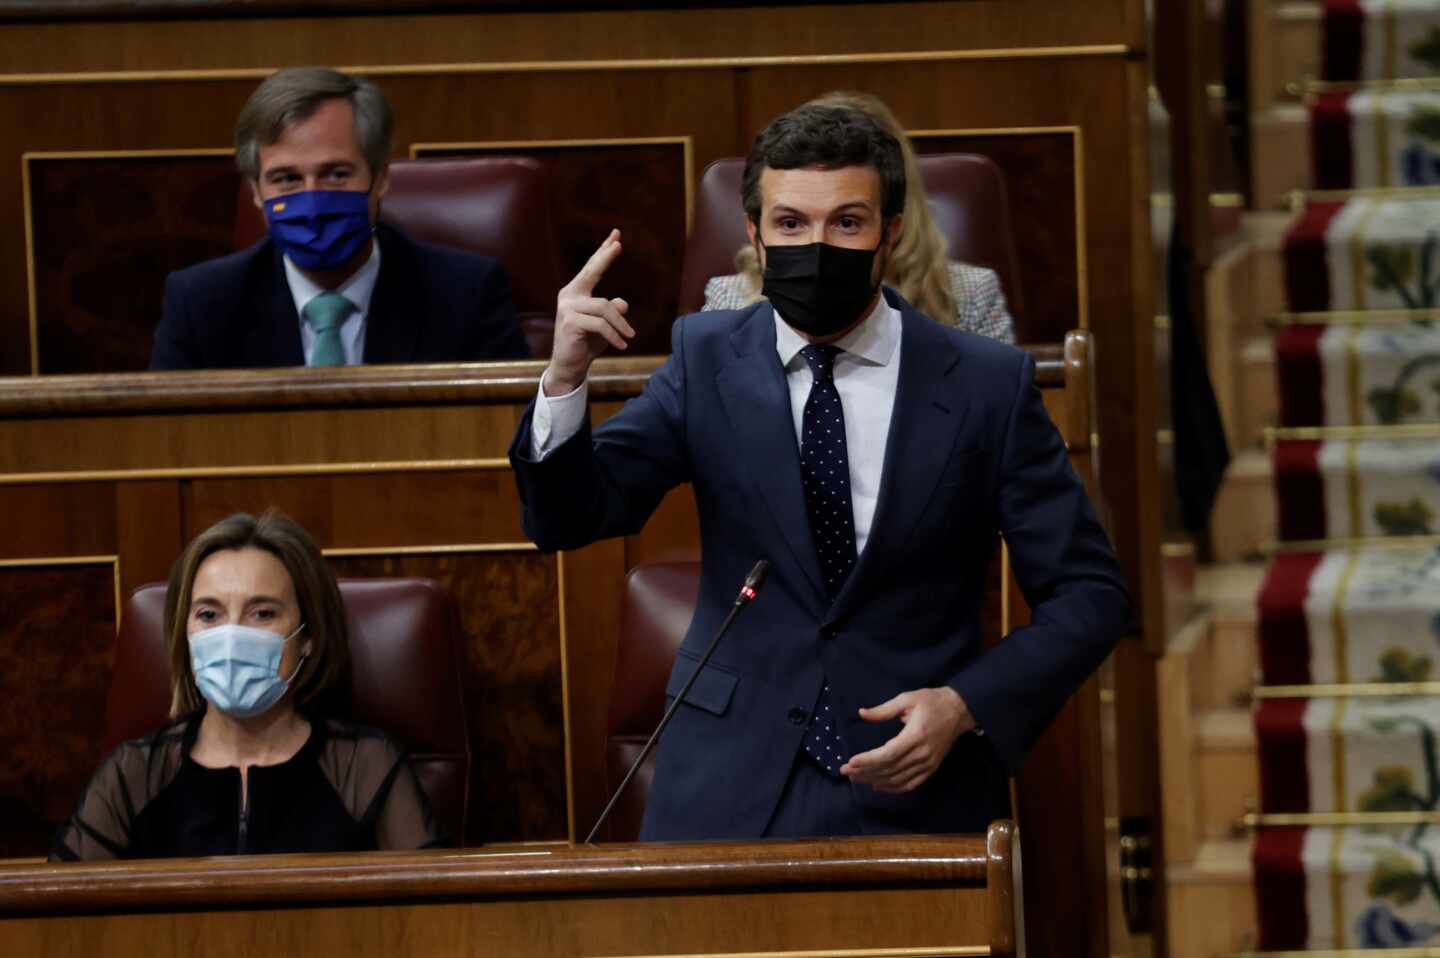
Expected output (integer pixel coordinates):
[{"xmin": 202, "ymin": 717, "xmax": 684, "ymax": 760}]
[{"xmin": 546, "ymin": 228, "xmax": 635, "ymax": 395}]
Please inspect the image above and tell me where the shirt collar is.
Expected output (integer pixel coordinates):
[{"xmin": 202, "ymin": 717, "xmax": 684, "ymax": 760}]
[
  {"xmin": 773, "ymin": 288, "xmax": 902, "ymax": 370},
  {"xmin": 284, "ymin": 239, "xmax": 382, "ymax": 321}
]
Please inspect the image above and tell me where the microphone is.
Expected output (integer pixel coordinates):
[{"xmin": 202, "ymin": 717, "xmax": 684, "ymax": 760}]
[{"xmin": 584, "ymin": 559, "xmax": 769, "ymax": 844}]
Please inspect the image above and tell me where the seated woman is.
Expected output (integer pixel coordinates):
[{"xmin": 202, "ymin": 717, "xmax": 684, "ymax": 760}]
[
  {"xmin": 51, "ymin": 511, "xmax": 445, "ymax": 860},
  {"xmin": 704, "ymin": 90, "xmax": 1016, "ymax": 344}
]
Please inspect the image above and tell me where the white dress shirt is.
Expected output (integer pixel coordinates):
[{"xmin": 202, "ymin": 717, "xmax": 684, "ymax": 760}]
[
  {"xmin": 283, "ymin": 242, "xmax": 381, "ymax": 366},
  {"xmin": 530, "ymin": 294, "xmax": 902, "ymax": 554}
]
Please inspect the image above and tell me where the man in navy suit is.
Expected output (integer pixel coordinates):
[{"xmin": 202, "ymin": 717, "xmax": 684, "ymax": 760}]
[
  {"xmin": 510, "ymin": 104, "xmax": 1130, "ymax": 839},
  {"xmin": 151, "ymin": 67, "xmax": 529, "ymax": 370}
]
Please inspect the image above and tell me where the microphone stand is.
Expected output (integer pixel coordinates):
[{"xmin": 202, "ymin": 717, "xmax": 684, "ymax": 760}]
[{"xmin": 584, "ymin": 559, "xmax": 769, "ymax": 844}]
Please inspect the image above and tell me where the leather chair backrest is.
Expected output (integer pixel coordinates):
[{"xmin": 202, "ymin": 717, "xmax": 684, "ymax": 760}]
[
  {"xmin": 676, "ymin": 153, "xmax": 1025, "ymax": 334},
  {"xmin": 235, "ymin": 156, "xmax": 563, "ymax": 357},
  {"xmin": 101, "ymin": 578, "xmax": 472, "ymax": 845},
  {"xmin": 602, "ymin": 561, "xmax": 700, "ymax": 842}
]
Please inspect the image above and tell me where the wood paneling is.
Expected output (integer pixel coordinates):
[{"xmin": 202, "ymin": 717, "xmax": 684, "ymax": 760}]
[
  {"xmin": 0, "ymin": 4, "xmax": 1134, "ymax": 73},
  {"xmin": 26, "ymin": 153, "xmax": 236, "ymax": 374},
  {"xmin": 331, "ymin": 551, "xmax": 565, "ymax": 842},
  {"xmin": 915, "ymin": 131, "xmax": 1079, "ymax": 344},
  {"xmin": 417, "ymin": 141, "xmax": 689, "ymax": 355},
  {"xmin": 0, "ymin": 563, "xmax": 116, "ymax": 857}
]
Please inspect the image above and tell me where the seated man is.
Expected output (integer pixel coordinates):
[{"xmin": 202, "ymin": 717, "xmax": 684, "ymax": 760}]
[
  {"xmin": 150, "ymin": 67, "xmax": 530, "ymax": 370},
  {"xmin": 510, "ymin": 103, "xmax": 1130, "ymax": 840}
]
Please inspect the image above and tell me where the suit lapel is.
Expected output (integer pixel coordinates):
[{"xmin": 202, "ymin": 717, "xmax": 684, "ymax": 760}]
[
  {"xmin": 714, "ymin": 305, "xmax": 829, "ymax": 608},
  {"xmin": 362, "ymin": 227, "xmax": 420, "ymax": 364},
  {"xmin": 246, "ymin": 243, "xmax": 304, "ymax": 367},
  {"xmin": 829, "ymin": 302, "xmax": 967, "ymax": 623}
]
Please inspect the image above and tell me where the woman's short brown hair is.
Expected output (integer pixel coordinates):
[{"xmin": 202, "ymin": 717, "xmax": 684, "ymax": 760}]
[{"xmin": 164, "ymin": 510, "xmax": 351, "ymax": 717}]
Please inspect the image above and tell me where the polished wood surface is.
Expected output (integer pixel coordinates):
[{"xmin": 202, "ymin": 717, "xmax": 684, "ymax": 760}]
[
  {"xmin": 0, "ymin": 351, "xmax": 1069, "ymax": 418},
  {"xmin": 0, "ymin": 829, "xmax": 1015, "ymax": 958}
]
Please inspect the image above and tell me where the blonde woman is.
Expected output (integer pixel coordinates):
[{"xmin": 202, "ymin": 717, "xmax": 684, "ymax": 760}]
[{"xmin": 703, "ymin": 91, "xmax": 1015, "ymax": 344}]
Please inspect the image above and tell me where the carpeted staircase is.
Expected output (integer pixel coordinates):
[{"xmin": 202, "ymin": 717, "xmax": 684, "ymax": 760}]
[{"xmin": 1251, "ymin": 1, "xmax": 1440, "ymax": 949}]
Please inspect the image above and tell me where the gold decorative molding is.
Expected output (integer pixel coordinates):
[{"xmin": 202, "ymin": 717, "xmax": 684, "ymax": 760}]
[
  {"xmin": 413, "ymin": 135, "xmax": 694, "ymax": 234},
  {"xmin": 22, "ymin": 148, "xmax": 236, "ymax": 376},
  {"xmin": 1242, "ymin": 811, "xmax": 1440, "ymax": 827},
  {"xmin": 0, "ymin": 45, "xmax": 1133, "ymax": 87},
  {"xmin": 1253, "ymin": 680, "xmax": 1440, "ymax": 699},
  {"xmin": 323, "ymin": 542, "xmax": 537, "ymax": 558},
  {"xmin": 1269, "ymin": 308, "xmax": 1440, "ymax": 326},
  {"xmin": 911, "ymin": 125, "xmax": 1088, "ymax": 330},
  {"xmin": 1263, "ymin": 534, "xmax": 1440, "ymax": 554},
  {"xmin": 592, "ymin": 949, "xmax": 989, "ymax": 958},
  {"xmin": 0, "ymin": 457, "xmax": 513, "ymax": 487},
  {"xmin": 1267, "ymin": 424, "xmax": 1440, "ymax": 442}
]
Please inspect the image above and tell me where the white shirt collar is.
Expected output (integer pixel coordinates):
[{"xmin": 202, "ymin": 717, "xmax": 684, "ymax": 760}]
[
  {"xmin": 773, "ymin": 288, "xmax": 902, "ymax": 370},
  {"xmin": 283, "ymin": 240, "xmax": 382, "ymax": 322}
]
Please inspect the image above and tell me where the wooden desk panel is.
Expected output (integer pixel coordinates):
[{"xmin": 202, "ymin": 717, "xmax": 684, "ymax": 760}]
[{"xmin": 0, "ymin": 831, "xmax": 1014, "ymax": 958}]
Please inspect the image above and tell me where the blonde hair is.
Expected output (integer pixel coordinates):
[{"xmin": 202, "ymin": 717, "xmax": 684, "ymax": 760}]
[
  {"xmin": 164, "ymin": 510, "xmax": 352, "ymax": 717},
  {"xmin": 736, "ymin": 90, "xmax": 957, "ymax": 324}
]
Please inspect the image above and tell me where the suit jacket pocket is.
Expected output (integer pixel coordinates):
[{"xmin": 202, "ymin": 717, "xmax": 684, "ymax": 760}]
[{"xmin": 665, "ymin": 649, "xmax": 740, "ymax": 716}]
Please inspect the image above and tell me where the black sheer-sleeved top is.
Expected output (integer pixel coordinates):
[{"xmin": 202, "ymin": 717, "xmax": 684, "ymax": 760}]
[{"xmin": 49, "ymin": 712, "xmax": 446, "ymax": 861}]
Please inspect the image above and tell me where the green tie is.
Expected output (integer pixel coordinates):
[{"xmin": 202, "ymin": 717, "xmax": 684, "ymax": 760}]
[{"xmin": 303, "ymin": 291, "xmax": 353, "ymax": 367}]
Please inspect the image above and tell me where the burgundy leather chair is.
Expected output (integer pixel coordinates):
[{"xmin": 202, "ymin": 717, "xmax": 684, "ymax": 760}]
[
  {"xmin": 676, "ymin": 153, "xmax": 1026, "ymax": 335},
  {"xmin": 100, "ymin": 578, "xmax": 472, "ymax": 845},
  {"xmin": 601, "ymin": 561, "xmax": 701, "ymax": 842},
  {"xmin": 235, "ymin": 157, "xmax": 564, "ymax": 357}
]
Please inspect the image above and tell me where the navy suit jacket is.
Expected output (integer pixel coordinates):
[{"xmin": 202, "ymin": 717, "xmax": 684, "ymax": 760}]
[
  {"xmin": 150, "ymin": 224, "xmax": 530, "ymax": 369},
  {"xmin": 509, "ymin": 291, "xmax": 1130, "ymax": 839}
]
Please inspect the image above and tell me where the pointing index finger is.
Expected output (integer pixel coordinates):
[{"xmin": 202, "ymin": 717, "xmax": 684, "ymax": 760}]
[{"xmin": 569, "ymin": 228, "xmax": 622, "ymax": 296}]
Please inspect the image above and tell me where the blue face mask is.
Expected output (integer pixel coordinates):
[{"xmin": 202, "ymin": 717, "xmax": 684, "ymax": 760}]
[
  {"xmin": 263, "ymin": 189, "xmax": 374, "ymax": 271},
  {"xmin": 189, "ymin": 623, "xmax": 307, "ymax": 719}
]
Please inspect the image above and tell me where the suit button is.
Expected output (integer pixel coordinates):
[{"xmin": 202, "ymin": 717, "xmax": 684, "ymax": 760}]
[{"xmin": 787, "ymin": 707, "xmax": 808, "ymax": 725}]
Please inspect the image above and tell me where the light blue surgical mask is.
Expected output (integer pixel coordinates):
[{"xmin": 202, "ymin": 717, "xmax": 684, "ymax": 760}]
[{"xmin": 188, "ymin": 622, "xmax": 307, "ymax": 719}]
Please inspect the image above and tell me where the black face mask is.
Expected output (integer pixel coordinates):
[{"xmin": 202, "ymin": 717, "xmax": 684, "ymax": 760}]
[{"xmin": 759, "ymin": 237, "xmax": 883, "ymax": 338}]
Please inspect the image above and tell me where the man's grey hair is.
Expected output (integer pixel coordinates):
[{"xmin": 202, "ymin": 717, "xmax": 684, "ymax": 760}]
[{"xmin": 234, "ymin": 67, "xmax": 393, "ymax": 181}]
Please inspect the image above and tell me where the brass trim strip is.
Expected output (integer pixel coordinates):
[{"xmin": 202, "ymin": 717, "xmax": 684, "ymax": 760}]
[
  {"xmin": 0, "ymin": 555, "xmax": 122, "ymax": 633},
  {"xmin": 0, "ymin": 457, "xmax": 513, "ymax": 486},
  {"xmin": 412, "ymin": 135, "xmax": 695, "ymax": 234},
  {"xmin": 1160, "ymin": 541, "xmax": 1195, "ymax": 558},
  {"xmin": 22, "ymin": 148, "xmax": 237, "ymax": 376},
  {"xmin": 904, "ymin": 125, "xmax": 1089, "ymax": 329},
  {"xmin": 1263, "ymin": 534, "xmax": 1440, "ymax": 553},
  {"xmin": 322, "ymin": 543, "xmax": 537, "ymax": 558},
  {"xmin": 1268, "ymin": 424, "xmax": 1440, "ymax": 441},
  {"xmin": 1289, "ymin": 185, "xmax": 1440, "ymax": 204},
  {"xmin": 594, "ymin": 949, "xmax": 989, "ymax": 958},
  {"xmin": 1243, "ymin": 811, "xmax": 1440, "ymax": 827},
  {"xmin": 0, "ymin": 45, "xmax": 1133, "ymax": 86},
  {"xmin": 1300, "ymin": 75, "xmax": 1440, "ymax": 95},
  {"xmin": 1254, "ymin": 681, "xmax": 1440, "ymax": 699},
  {"xmin": 557, "ymin": 551, "xmax": 576, "ymax": 846},
  {"xmin": 1232, "ymin": 950, "xmax": 1440, "ymax": 957},
  {"xmin": 1269, "ymin": 308, "xmax": 1440, "ymax": 326}
]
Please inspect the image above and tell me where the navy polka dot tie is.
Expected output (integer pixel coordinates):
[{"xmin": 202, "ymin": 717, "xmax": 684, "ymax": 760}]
[{"xmin": 798, "ymin": 344, "xmax": 854, "ymax": 777}]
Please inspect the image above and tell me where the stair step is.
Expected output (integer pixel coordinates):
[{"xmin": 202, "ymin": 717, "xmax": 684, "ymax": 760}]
[
  {"xmin": 1250, "ymin": 1, "xmax": 1322, "ymax": 112},
  {"xmin": 1211, "ymin": 449, "xmax": 1275, "ymax": 562},
  {"xmin": 1166, "ymin": 838, "xmax": 1258, "ymax": 958},
  {"xmin": 1251, "ymin": 104, "xmax": 1311, "ymax": 206},
  {"xmin": 1238, "ymin": 333, "xmax": 1278, "ymax": 450},
  {"xmin": 1195, "ymin": 561, "xmax": 1264, "ymax": 709}
]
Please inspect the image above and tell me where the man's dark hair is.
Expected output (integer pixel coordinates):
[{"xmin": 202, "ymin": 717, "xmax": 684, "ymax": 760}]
[
  {"xmin": 740, "ymin": 103, "xmax": 906, "ymax": 227},
  {"xmin": 235, "ymin": 66, "xmax": 393, "ymax": 181}
]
